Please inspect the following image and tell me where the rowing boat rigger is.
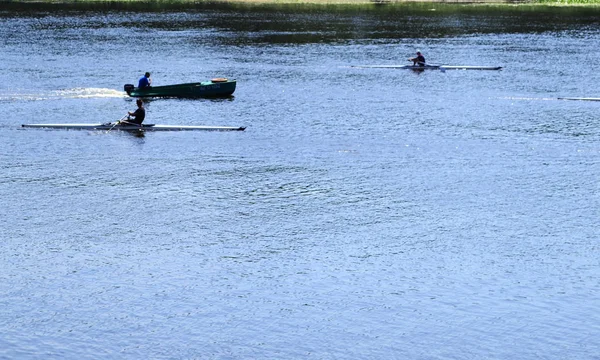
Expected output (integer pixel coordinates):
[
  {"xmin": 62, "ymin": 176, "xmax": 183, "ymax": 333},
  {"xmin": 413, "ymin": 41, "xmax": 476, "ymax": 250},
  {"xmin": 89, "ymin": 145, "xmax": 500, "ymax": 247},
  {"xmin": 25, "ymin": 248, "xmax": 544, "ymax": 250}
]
[{"xmin": 21, "ymin": 123, "xmax": 246, "ymax": 131}]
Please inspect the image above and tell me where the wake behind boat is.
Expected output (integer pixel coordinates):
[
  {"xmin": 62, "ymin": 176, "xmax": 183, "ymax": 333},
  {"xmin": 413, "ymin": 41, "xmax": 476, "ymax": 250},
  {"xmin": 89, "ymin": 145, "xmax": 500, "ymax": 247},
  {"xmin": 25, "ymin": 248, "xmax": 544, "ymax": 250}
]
[
  {"xmin": 21, "ymin": 123, "xmax": 246, "ymax": 131},
  {"xmin": 352, "ymin": 64, "xmax": 503, "ymax": 71}
]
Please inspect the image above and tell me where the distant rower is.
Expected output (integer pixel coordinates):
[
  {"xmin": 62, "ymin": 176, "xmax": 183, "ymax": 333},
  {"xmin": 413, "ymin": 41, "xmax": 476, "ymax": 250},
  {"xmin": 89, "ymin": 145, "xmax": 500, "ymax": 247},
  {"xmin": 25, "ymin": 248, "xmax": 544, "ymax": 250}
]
[{"xmin": 409, "ymin": 51, "xmax": 426, "ymax": 66}]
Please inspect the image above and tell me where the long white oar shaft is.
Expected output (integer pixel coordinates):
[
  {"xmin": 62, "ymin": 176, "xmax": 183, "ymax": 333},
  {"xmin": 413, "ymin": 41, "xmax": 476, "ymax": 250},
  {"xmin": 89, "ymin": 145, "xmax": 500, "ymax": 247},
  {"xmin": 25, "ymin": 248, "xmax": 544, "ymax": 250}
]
[{"xmin": 107, "ymin": 115, "xmax": 128, "ymax": 133}]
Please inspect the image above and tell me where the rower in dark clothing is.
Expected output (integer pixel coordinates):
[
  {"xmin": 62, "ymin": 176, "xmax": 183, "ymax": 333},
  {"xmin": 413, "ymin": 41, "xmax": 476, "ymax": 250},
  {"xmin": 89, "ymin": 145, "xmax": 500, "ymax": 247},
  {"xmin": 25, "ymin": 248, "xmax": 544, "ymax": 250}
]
[
  {"xmin": 124, "ymin": 99, "xmax": 145, "ymax": 125},
  {"xmin": 409, "ymin": 50, "xmax": 426, "ymax": 66}
]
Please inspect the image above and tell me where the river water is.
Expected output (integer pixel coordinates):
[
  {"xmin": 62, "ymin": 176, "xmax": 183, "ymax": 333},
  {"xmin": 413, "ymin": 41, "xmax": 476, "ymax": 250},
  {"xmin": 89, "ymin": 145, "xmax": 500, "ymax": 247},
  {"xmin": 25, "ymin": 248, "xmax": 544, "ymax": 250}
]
[{"xmin": 1, "ymin": 2, "xmax": 599, "ymax": 359}]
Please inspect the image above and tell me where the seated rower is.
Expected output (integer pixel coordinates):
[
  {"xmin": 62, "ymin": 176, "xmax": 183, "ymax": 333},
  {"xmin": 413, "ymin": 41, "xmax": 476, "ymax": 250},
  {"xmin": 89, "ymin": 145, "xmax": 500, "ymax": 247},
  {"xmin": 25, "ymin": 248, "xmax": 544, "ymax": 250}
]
[
  {"xmin": 138, "ymin": 72, "xmax": 152, "ymax": 88},
  {"xmin": 409, "ymin": 51, "xmax": 426, "ymax": 66},
  {"xmin": 122, "ymin": 99, "xmax": 145, "ymax": 125}
]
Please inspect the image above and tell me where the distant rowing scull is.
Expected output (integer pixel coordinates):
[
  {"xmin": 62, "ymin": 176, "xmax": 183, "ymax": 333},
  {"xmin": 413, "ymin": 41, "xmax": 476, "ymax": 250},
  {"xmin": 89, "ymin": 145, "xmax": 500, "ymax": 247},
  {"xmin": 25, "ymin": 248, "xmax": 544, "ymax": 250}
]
[
  {"xmin": 21, "ymin": 123, "xmax": 246, "ymax": 131},
  {"xmin": 352, "ymin": 64, "xmax": 503, "ymax": 71},
  {"xmin": 557, "ymin": 97, "xmax": 600, "ymax": 102}
]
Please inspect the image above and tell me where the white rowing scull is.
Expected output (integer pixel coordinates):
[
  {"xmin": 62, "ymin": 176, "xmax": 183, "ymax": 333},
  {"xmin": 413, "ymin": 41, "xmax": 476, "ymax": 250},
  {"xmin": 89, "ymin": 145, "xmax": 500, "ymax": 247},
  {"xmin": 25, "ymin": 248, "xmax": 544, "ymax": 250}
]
[
  {"xmin": 21, "ymin": 123, "xmax": 246, "ymax": 131},
  {"xmin": 557, "ymin": 97, "xmax": 600, "ymax": 102},
  {"xmin": 352, "ymin": 64, "xmax": 503, "ymax": 70}
]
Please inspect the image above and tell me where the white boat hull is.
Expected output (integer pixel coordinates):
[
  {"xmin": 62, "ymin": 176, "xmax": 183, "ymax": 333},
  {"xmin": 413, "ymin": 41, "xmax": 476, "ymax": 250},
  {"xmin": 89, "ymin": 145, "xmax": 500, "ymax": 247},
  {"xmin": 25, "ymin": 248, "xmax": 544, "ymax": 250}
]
[
  {"xmin": 558, "ymin": 97, "xmax": 600, "ymax": 102},
  {"xmin": 22, "ymin": 123, "xmax": 246, "ymax": 131},
  {"xmin": 352, "ymin": 64, "xmax": 503, "ymax": 70}
]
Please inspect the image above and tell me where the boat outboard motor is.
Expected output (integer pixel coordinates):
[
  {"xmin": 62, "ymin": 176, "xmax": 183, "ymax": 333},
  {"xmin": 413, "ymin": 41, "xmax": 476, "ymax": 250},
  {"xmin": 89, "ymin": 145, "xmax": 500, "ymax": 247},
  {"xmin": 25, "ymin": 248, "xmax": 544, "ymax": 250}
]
[{"xmin": 124, "ymin": 84, "xmax": 135, "ymax": 94}]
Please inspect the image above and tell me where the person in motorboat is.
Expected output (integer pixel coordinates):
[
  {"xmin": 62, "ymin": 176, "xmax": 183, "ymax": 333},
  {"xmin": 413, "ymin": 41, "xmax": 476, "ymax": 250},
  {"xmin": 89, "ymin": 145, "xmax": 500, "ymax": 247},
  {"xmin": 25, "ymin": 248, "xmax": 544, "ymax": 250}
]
[
  {"xmin": 122, "ymin": 99, "xmax": 145, "ymax": 125},
  {"xmin": 409, "ymin": 51, "xmax": 426, "ymax": 66},
  {"xmin": 137, "ymin": 72, "xmax": 152, "ymax": 88}
]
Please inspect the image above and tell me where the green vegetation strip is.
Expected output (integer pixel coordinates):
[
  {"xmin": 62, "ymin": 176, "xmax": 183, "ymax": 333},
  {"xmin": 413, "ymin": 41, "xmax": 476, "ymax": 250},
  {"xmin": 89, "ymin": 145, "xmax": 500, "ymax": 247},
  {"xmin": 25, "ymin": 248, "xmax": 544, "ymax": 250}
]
[{"xmin": 7, "ymin": 0, "xmax": 600, "ymax": 6}]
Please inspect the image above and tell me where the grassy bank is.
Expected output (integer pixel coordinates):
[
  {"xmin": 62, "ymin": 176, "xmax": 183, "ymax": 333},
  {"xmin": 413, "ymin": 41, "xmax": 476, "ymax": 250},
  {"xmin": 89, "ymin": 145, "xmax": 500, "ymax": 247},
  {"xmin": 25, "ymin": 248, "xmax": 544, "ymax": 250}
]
[
  {"xmin": 214, "ymin": 0, "xmax": 600, "ymax": 5},
  {"xmin": 6, "ymin": 0, "xmax": 600, "ymax": 5},
  {"xmin": 149, "ymin": 0, "xmax": 600, "ymax": 4},
  {"xmin": 216, "ymin": 0, "xmax": 598, "ymax": 3}
]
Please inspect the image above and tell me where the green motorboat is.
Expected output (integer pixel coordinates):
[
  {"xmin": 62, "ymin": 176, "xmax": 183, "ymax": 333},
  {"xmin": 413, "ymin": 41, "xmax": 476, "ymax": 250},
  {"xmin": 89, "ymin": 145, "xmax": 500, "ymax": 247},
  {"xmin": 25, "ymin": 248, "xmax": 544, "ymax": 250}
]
[{"xmin": 124, "ymin": 78, "xmax": 236, "ymax": 98}]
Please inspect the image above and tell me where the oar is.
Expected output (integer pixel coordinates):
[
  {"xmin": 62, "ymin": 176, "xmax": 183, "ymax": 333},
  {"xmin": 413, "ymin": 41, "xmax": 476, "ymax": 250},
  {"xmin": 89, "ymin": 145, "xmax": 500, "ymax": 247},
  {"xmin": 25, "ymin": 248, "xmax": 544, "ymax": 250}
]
[
  {"xmin": 408, "ymin": 59, "xmax": 438, "ymax": 67},
  {"xmin": 410, "ymin": 61, "xmax": 447, "ymax": 72},
  {"xmin": 107, "ymin": 115, "xmax": 128, "ymax": 133}
]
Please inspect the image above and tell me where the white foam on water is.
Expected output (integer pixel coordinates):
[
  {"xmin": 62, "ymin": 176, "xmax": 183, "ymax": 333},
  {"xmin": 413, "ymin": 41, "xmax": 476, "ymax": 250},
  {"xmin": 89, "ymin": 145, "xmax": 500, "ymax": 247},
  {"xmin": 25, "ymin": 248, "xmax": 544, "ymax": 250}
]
[{"xmin": 0, "ymin": 88, "xmax": 126, "ymax": 101}]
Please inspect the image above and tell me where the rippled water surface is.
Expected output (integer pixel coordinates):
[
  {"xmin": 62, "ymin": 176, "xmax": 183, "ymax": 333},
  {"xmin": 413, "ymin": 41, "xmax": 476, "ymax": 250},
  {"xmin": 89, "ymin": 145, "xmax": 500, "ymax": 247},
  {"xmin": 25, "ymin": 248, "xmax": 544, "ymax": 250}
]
[{"xmin": 1, "ymin": 2, "xmax": 600, "ymax": 359}]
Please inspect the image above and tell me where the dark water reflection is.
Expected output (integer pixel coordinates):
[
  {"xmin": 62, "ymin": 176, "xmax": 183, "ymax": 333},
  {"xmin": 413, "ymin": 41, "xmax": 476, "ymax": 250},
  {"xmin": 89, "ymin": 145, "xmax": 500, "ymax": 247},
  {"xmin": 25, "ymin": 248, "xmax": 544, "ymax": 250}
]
[{"xmin": 4, "ymin": 2, "xmax": 600, "ymax": 44}]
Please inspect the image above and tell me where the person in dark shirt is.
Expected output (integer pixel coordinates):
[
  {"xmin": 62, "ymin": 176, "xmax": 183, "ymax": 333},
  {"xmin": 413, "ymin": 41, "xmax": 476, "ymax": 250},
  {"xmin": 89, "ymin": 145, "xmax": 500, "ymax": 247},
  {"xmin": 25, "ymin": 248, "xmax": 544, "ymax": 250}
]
[
  {"xmin": 138, "ymin": 72, "xmax": 152, "ymax": 88},
  {"xmin": 409, "ymin": 51, "xmax": 426, "ymax": 66},
  {"xmin": 124, "ymin": 99, "xmax": 145, "ymax": 125}
]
